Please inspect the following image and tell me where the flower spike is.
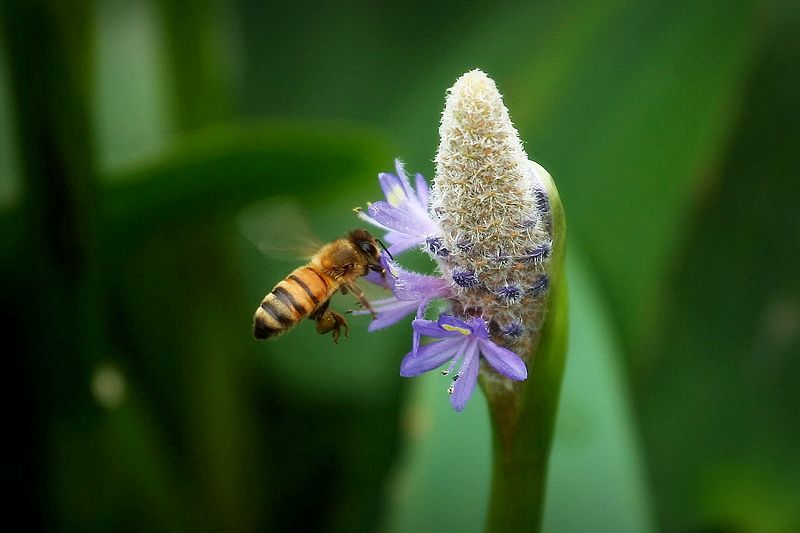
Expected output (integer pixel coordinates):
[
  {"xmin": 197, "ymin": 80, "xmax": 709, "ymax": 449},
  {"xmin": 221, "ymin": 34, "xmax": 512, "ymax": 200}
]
[
  {"xmin": 355, "ymin": 68, "xmax": 567, "ymax": 533},
  {"xmin": 359, "ymin": 69, "xmax": 563, "ymax": 415}
]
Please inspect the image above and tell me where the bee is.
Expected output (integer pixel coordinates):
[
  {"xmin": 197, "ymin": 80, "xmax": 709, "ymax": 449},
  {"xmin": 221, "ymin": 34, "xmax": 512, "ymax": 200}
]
[{"xmin": 252, "ymin": 228, "xmax": 386, "ymax": 343}]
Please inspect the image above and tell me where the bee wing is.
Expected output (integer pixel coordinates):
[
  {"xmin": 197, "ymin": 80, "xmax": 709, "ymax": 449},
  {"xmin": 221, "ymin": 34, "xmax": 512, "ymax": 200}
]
[{"xmin": 237, "ymin": 197, "xmax": 323, "ymax": 260}]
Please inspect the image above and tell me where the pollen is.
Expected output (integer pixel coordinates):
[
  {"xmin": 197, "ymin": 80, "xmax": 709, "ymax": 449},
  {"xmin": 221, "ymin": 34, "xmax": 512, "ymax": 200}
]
[
  {"xmin": 386, "ymin": 185, "xmax": 406, "ymax": 207},
  {"xmin": 441, "ymin": 323, "xmax": 471, "ymax": 335}
]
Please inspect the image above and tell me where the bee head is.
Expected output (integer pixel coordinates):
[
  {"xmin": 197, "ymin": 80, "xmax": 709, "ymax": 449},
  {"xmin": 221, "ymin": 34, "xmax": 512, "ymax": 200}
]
[{"xmin": 347, "ymin": 229, "xmax": 387, "ymax": 273}]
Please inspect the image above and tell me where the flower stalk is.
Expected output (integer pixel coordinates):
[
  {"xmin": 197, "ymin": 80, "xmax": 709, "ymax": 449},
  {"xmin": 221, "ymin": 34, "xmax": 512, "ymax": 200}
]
[
  {"xmin": 360, "ymin": 69, "xmax": 568, "ymax": 531},
  {"xmin": 482, "ymin": 170, "xmax": 567, "ymax": 532},
  {"xmin": 433, "ymin": 69, "xmax": 568, "ymax": 532}
]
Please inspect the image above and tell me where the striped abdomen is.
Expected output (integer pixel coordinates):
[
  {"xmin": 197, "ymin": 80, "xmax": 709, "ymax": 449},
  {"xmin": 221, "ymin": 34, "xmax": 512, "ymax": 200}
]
[{"xmin": 253, "ymin": 266, "xmax": 334, "ymax": 339}]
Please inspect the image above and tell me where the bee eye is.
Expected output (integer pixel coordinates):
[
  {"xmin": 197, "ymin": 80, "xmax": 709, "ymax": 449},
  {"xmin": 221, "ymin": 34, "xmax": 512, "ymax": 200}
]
[{"xmin": 360, "ymin": 241, "xmax": 377, "ymax": 256}]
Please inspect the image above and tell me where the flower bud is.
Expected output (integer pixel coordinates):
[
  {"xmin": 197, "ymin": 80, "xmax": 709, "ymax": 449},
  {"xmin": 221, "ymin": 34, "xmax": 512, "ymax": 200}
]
[{"xmin": 430, "ymin": 69, "xmax": 557, "ymax": 360}]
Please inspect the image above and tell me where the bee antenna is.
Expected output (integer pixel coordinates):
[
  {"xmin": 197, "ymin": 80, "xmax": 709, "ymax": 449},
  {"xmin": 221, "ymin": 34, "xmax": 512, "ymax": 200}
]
[{"xmin": 376, "ymin": 238, "xmax": 394, "ymax": 261}]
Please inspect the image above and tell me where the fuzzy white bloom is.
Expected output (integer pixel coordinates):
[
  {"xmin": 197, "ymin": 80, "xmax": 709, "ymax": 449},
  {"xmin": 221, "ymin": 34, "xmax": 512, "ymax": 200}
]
[
  {"xmin": 358, "ymin": 69, "xmax": 561, "ymax": 408},
  {"xmin": 430, "ymin": 69, "xmax": 555, "ymax": 359}
]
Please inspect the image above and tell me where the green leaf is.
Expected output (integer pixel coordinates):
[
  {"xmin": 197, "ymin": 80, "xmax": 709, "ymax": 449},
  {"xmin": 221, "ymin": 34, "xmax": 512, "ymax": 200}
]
[
  {"xmin": 381, "ymin": 374, "xmax": 493, "ymax": 533},
  {"xmin": 542, "ymin": 249, "xmax": 654, "ymax": 532},
  {"xmin": 102, "ymin": 121, "xmax": 393, "ymax": 238},
  {"xmin": 530, "ymin": 0, "xmax": 766, "ymax": 348},
  {"xmin": 94, "ymin": 0, "xmax": 172, "ymax": 169},
  {"xmin": 0, "ymin": 39, "xmax": 20, "ymax": 211},
  {"xmin": 635, "ymin": 8, "xmax": 800, "ymax": 530}
]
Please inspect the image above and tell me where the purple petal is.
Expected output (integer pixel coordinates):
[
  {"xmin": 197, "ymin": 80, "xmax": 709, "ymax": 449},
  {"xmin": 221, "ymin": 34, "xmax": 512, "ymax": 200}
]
[
  {"xmin": 400, "ymin": 337, "xmax": 465, "ymax": 377},
  {"xmin": 465, "ymin": 317, "xmax": 490, "ymax": 339},
  {"xmin": 363, "ymin": 269, "xmax": 392, "ymax": 289},
  {"xmin": 368, "ymin": 256, "xmax": 408, "ymax": 291},
  {"xmin": 378, "ymin": 171, "xmax": 410, "ymax": 208},
  {"xmin": 415, "ymin": 173, "xmax": 429, "ymax": 207},
  {"xmin": 394, "ymin": 271, "xmax": 452, "ymax": 301},
  {"xmin": 479, "ymin": 339, "xmax": 528, "ymax": 381},
  {"xmin": 412, "ymin": 318, "xmax": 460, "ymax": 338},
  {"xmin": 394, "ymin": 159, "xmax": 416, "ymax": 199},
  {"xmin": 359, "ymin": 163, "xmax": 440, "ymax": 257},
  {"xmin": 412, "ymin": 300, "xmax": 427, "ymax": 355},
  {"xmin": 383, "ymin": 232, "xmax": 424, "ymax": 255},
  {"xmin": 356, "ymin": 210, "xmax": 390, "ymax": 232},
  {"xmin": 366, "ymin": 297, "xmax": 419, "ymax": 331},
  {"xmin": 367, "ymin": 201, "xmax": 429, "ymax": 235},
  {"xmin": 450, "ymin": 341, "xmax": 480, "ymax": 412}
]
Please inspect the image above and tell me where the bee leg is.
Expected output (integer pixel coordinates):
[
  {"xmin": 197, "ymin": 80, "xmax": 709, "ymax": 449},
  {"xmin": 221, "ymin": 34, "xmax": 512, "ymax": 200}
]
[
  {"xmin": 318, "ymin": 310, "xmax": 348, "ymax": 343},
  {"xmin": 330, "ymin": 311, "xmax": 349, "ymax": 343},
  {"xmin": 344, "ymin": 282, "xmax": 376, "ymax": 318},
  {"xmin": 312, "ymin": 302, "xmax": 349, "ymax": 343}
]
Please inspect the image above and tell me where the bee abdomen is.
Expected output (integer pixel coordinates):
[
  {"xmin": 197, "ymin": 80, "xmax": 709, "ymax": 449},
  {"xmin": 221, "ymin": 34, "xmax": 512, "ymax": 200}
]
[
  {"xmin": 253, "ymin": 313, "xmax": 283, "ymax": 339},
  {"xmin": 253, "ymin": 269, "xmax": 326, "ymax": 339}
]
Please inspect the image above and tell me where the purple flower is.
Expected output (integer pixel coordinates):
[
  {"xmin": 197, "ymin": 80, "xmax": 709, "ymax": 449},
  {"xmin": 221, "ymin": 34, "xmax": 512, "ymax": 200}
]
[
  {"xmin": 356, "ymin": 260, "xmax": 452, "ymax": 349},
  {"xmin": 452, "ymin": 268, "xmax": 480, "ymax": 288},
  {"xmin": 524, "ymin": 241, "xmax": 552, "ymax": 263},
  {"xmin": 500, "ymin": 320, "xmax": 524, "ymax": 339},
  {"xmin": 358, "ymin": 160, "xmax": 441, "ymax": 255},
  {"xmin": 400, "ymin": 315, "xmax": 528, "ymax": 412},
  {"xmin": 496, "ymin": 283, "xmax": 523, "ymax": 304}
]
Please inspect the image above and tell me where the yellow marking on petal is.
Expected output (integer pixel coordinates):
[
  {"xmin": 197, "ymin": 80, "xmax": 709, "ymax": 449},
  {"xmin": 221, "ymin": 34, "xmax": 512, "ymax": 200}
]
[
  {"xmin": 386, "ymin": 185, "xmax": 407, "ymax": 207},
  {"xmin": 441, "ymin": 324, "xmax": 471, "ymax": 335}
]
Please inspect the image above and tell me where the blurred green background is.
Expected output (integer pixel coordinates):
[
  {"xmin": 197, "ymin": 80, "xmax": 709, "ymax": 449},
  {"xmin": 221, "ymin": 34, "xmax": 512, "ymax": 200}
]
[{"xmin": 2, "ymin": 0, "xmax": 799, "ymax": 531}]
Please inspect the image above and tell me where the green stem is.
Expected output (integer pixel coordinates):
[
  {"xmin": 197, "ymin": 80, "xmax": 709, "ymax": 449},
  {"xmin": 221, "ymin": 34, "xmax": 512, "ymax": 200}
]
[
  {"xmin": 0, "ymin": 0, "xmax": 101, "ymax": 411},
  {"xmin": 482, "ymin": 173, "xmax": 569, "ymax": 532},
  {"xmin": 484, "ymin": 279, "xmax": 568, "ymax": 531},
  {"xmin": 0, "ymin": 0, "xmax": 106, "ymax": 527}
]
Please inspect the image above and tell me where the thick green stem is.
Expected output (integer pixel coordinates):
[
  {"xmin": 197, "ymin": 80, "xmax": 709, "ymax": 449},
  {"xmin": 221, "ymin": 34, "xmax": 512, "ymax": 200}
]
[
  {"xmin": 484, "ymin": 278, "xmax": 568, "ymax": 531},
  {"xmin": 0, "ymin": 0, "xmax": 101, "ymax": 410},
  {"xmin": 0, "ymin": 0, "xmax": 104, "ymax": 528},
  {"xmin": 482, "ymin": 174, "xmax": 568, "ymax": 532}
]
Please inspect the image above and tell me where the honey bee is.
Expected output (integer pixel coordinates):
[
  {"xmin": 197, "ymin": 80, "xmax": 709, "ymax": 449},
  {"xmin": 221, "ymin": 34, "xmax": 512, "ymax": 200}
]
[{"xmin": 252, "ymin": 228, "xmax": 386, "ymax": 343}]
